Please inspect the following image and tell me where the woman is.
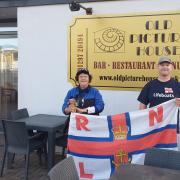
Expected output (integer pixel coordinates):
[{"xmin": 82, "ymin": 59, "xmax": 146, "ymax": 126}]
[{"xmin": 62, "ymin": 69, "xmax": 104, "ymax": 115}]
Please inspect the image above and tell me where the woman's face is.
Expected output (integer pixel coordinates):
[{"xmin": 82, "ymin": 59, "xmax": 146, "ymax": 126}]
[{"xmin": 78, "ymin": 73, "xmax": 89, "ymax": 89}]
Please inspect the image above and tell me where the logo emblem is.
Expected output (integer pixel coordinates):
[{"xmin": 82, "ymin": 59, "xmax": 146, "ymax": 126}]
[
  {"xmin": 112, "ymin": 149, "xmax": 131, "ymax": 168},
  {"xmin": 94, "ymin": 27, "xmax": 125, "ymax": 53},
  {"xmin": 164, "ymin": 87, "xmax": 173, "ymax": 93},
  {"xmin": 112, "ymin": 125, "xmax": 128, "ymax": 140}
]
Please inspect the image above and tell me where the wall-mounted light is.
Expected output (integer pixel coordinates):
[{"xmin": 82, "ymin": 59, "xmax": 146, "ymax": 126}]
[{"xmin": 69, "ymin": 1, "xmax": 93, "ymax": 15}]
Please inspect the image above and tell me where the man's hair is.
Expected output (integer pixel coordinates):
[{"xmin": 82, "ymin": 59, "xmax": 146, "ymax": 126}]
[{"xmin": 75, "ymin": 69, "xmax": 92, "ymax": 82}]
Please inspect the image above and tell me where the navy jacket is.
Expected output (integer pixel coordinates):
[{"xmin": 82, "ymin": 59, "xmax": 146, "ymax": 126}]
[{"xmin": 62, "ymin": 86, "xmax": 104, "ymax": 115}]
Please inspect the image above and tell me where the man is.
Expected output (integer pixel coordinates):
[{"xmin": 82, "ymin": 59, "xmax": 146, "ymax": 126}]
[
  {"xmin": 138, "ymin": 56, "xmax": 180, "ymax": 109},
  {"xmin": 138, "ymin": 57, "xmax": 180, "ymax": 135}
]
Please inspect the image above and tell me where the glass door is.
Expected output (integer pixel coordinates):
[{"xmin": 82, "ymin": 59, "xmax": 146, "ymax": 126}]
[{"xmin": 0, "ymin": 27, "xmax": 18, "ymax": 119}]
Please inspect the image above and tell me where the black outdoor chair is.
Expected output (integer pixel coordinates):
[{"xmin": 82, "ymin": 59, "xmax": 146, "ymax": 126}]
[
  {"xmin": 0, "ymin": 120, "xmax": 47, "ymax": 180},
  {"xmin": 10, "ymin": 108, "xmax": 47, "ymax": 162},
  {"xmin": 55, "ymin": 117, "xmax": 69, "ymax": 157},
  {"xmin": 48, "ymin": 156, "xmax": 79, "ymax": 180},
  {"xmin": 11, "ymin": 108, "xmax": 29, "ymax": 120},
  {"xmin": 144, "ymin": 147, "xmax": 180, "ymax": 170},
  {"xmin": 55, "ymin": 134, "xmax": 68, "ymax": 157},
  {"xmin": 11, "ymin": 108, "xmax": 35, "ymax": 136}
]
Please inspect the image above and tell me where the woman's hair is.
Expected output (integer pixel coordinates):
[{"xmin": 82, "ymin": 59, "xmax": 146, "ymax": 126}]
[{"xmin": 75, "ymin": 69, "xmax": 92, "ymax": 83}]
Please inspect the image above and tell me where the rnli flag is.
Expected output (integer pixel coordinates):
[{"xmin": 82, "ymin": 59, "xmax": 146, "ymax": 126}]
[{"xmin": 67, "ymin": 99, "xmax": 178, "ymax": 180}]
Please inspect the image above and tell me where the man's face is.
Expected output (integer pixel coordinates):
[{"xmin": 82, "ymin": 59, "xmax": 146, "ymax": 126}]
[
  {"xmin": 78, "ymin": 73, "xmax": 89, "ymax": 88},
  {"xmin": 157, "ymin": 62, "xmax": 173, "ymax": 76}
]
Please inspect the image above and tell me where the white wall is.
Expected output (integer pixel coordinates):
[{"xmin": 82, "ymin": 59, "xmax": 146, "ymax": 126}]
[{"xmin": 18, "ymin": 0, "xmax": 180, "ymax": 116}]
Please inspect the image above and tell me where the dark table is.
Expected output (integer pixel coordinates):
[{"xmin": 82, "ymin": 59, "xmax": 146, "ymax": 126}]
[
  {"xmin": 17, "ymin": 114, "xmax": 67, "ymax": 170},
  {"xmin": 109, "ymin": 164, "xmax": 180, "ymax": 180}
]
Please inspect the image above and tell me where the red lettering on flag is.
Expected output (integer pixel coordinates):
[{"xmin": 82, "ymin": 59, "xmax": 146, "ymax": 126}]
[
  {"xmin": 149, "ymin": 106, "xmax": 163, "ymax": 127},
  {"xmin": 76, "ymin": 115, "xmax": 90, "ymax": 131},
  {"xmin": 79, "ymin": 162, "xmax": 93, "ymax": 179}
]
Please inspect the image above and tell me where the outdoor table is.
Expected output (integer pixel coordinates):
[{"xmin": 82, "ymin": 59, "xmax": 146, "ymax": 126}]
[
  {"xmin": 17, "ymin": 114, "xmax": 67, "ymax": 170},
  {"xmin": 109, "ymin": 164, "xmax": 180, "ymax": 180}
]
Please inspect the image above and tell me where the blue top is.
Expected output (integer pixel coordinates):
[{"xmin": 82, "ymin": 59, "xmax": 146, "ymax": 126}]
[
  {"xmin": 138, "ymin": 79, "xmax": 180, "ymax": 108},
  {"xmin": 62, "ymin": 86, "xmax": 104, "ymax": 115}
]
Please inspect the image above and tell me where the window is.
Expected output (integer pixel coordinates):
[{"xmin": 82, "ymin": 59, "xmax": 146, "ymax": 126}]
[{"xmin": 0, "ymin": 27, "xmax": 17, "ymax": 119}]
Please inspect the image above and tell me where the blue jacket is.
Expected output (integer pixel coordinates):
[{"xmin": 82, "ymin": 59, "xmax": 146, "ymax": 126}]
[{"xmin": 62, "ymin": 86, "xmax": 104, "ymax": 115}]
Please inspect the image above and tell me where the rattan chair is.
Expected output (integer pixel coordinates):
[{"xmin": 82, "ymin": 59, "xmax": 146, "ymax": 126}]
[
  {"xmin": 48, "ymin": 156, "xmax": 79, "ymax": 180},
  {"xmin": 144, "ymin": 147, "xmax": 180, "ymax": 170}
]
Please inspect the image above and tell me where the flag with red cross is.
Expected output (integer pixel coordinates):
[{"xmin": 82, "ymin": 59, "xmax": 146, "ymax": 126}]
[{"xmin": 67, "ymin": 99, "xmax": 178, "ymax": 179}]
